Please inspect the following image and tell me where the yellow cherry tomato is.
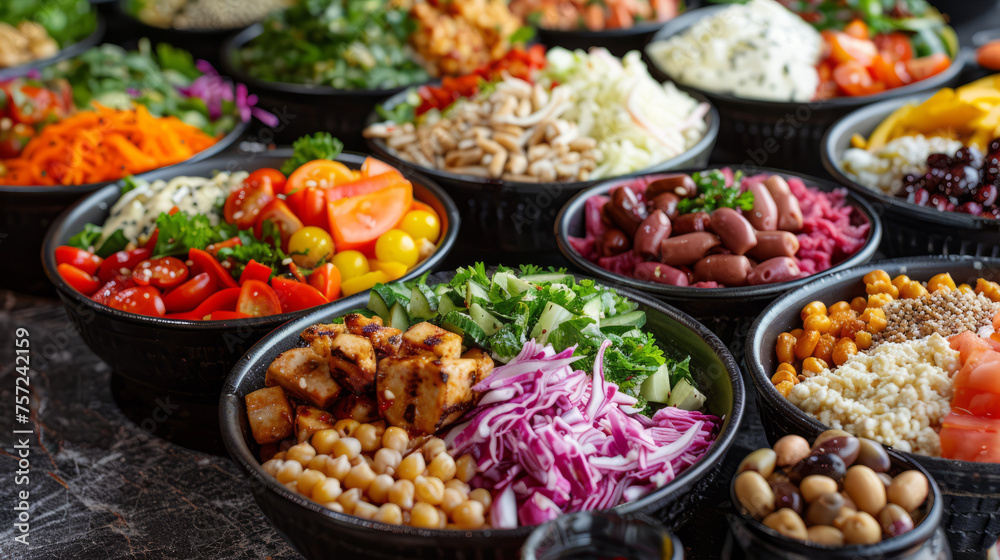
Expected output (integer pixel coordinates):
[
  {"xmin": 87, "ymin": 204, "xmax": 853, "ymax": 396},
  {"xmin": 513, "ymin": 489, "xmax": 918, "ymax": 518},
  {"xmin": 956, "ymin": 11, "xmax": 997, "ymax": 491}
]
[
  {"xmin": 369, "ymin": 259, "xmax": 408, "ymax": 281},
  {"xmin": 341, "ymin": 270, "xmax": 389, "ymax": 297},
  {"xmin": 331, "ymin": 250, "xmax": 369, "ymax": 281},
  {"xmin": 287, "ymin": 226, "xmax": 335, "ymax": 268},
  {"xmin": 399, "ymin": 210, "xmax": 441, "ymax": 242},
  {"xmin": 375, "ymin": 229, "xmax": 419, "ymax": 267}
]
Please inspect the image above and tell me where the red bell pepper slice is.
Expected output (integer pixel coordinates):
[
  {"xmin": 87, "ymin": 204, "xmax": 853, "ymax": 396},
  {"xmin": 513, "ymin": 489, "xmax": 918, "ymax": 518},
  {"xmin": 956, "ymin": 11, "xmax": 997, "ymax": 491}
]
[
  {"xmin": 271, "ymin": 276, "xmax": 328, "ymax": 314},
  {"xmin": 239, "ymin": 259, "xmax": 273, "ymax": 285},
  {"xmin": 189, "ymin": 248, "xmax": 238, "ymax": 289}
]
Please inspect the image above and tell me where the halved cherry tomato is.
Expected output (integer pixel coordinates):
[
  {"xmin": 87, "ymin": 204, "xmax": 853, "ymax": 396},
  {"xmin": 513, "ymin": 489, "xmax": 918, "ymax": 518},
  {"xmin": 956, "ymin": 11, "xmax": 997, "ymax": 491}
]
[
  {"xmin": 327, "ymin": 183, "xmax": 413, "ymax": 252},
  {"xmin": 97, "ymin": 247, "xmax": 152, "ymax": 283},
  {"xmin": 833, "ymin": 61, "xmax": 885, "ymax": 97},
  {"xmin": 825, "ymin": 31, "xmax": 877, "ymax": 66},
  {"xmin": 360, "ymin": 156, "xmax": 396, "ymax": 177},
  {"xmin": 58, "ymin": 263, "xmax": 100, "ymax": 295},
  {"xmin": 185, "ymin": 287, "xmax": 241, "ymax": 319},
  {"xmin": 106, "ymin": 286, "xmax": 166, "ymax": 317},
  {"xmin": 285, "ymin": 160, "xmax": 355, "ymax": 195},
  {"xmin": 325, "ymin": 171, "xmax": 407, "ymax": 203},
  {"xmin": 132, "ymin": 257, "xmax": 190, "ymax": 290},
  {"xmin": 255, "ymin": 200, "xmax": 303, "ymax": 248},
  {"xmin": 246, "ymin": 168, "xmax": 286, "ymax": 193},
  {"xmin": 285, "ymin": 187, "xmax": 329, "ymax": 230},
  {"xmin": 871, "ymin": 53, "xmax": 911, "ymax": 89},
  {"xmin": 239, "ymin": 259, "xmax": 273, "ymax": 285},
  {"xmin": 874, "ymin": 32, "xmax": 914, "ymax": 62},
  {"xmin": 237, "ymin": 280, "xmax": 283, "ymax": 317},
  {"xmin": 91, "ymin": 276, "xmax": 136, "ymax": 305},
  {"xmin": 55, "ymin": 246, "xmax": 103, "ymax": 275},
  {"xmin": 162, "ymin": 272, "xmax": 217, "ymax": 313},
  {"xmin": 271, "ymin": 277, "xmax": 328, "ymax": 313},
  {"xmin": 309, "ymin": 263, "xmax": 342, "ymax": 301},
  {"xmin": 844, "ymin": 19, "xmax": 869, "ymax": 40},
  {"xmin": 224, "ymin": 176, "xmax": 275, "ymax": 229},
  {"xmin": 205, "ymin": 237, "xmax": 241, "ymax": 258},
  {"xmin": 905, "ymin": 54, "xmax": 951, "ymax": 82},
  {"xmin": 207, "ymin": 311, "xmax": 252, "ymax": 321},
  {"xmin": 189, "ymin": 248, "xmax": 239, "ymax": 289}
]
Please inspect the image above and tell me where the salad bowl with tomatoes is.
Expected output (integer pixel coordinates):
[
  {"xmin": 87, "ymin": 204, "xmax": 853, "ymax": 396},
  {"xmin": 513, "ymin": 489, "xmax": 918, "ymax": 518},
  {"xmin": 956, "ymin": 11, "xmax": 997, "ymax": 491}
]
[{"xmin": 41, "ymin": 146, "xmax": 458, "ymax": 445}]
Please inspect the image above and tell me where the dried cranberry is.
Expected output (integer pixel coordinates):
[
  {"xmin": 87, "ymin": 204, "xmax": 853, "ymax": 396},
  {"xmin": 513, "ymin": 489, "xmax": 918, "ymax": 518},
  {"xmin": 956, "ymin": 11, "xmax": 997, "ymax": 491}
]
[
  {"xmin": 927, "ymin": 153, "xmax": 953, "ymax": 169},
  {"xmin": 911, "ymin": 188, "xmax": 930, "ymax": 206},
  {"xmin": 975, "ymin": 184, "xmax": 998, "ymax": 207},
  {"xmin": 958, "ymin": 201, "xmax": 983, "ymax": 215}
]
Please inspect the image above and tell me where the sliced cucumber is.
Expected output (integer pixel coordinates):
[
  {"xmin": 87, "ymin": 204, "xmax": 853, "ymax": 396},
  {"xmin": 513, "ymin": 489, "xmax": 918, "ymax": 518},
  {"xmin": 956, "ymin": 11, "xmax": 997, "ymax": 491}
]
[
  {"xmin": 368, "ymin": 285, "xmax": 397, "ymax": 322},
  {"xmin": 529, "ymin": 301, "xmax": 574, "ymax": 346},
  {"xmin": 438, "ymin": 294, "xmax": 464, "ymax": 318},
  {"xmin": 386, "ymin": 282, "xmax": 411, "ymax": 306},
  {"xmin": 440, "ymin": 310, "xmax": 487, "ymax": 347},
  {"xmin": 390, "ymin": 302, "xmax": 410, "ymax": 331},
  {"xmin": 581, "ymin": 296, "xmax": 603, "ymax": 321},
  {"xmin": 600, "ymin": 310, "xmax": 646, "ymax": 329},
  {"xmin": 639, "ymin": 363, "xmax": 672, "ymax": 404},
  {"xmin": 520, "ymin": 273, "xmax": 574, "ymax": 285},
  {"xmin": 434, "ymin": 283, "xmax": 465, "ymax": 306},
  {"xmin": 667, "ymin": 378, "xmax": 707, "ymax": 411},
  {"xmin": 469, "ymin": 303, "xmax": 503, "ymax": 336},
  {"xmin": 465, "ymin": 280, "xmax": 490, "ymax": 307},
  {"xmin": 408, "ymin": 284, "xmax": 440, "ymax": 321},
  {"xmin": 503, "ymin": 273, "xmax": 534, "ymax": 295}
]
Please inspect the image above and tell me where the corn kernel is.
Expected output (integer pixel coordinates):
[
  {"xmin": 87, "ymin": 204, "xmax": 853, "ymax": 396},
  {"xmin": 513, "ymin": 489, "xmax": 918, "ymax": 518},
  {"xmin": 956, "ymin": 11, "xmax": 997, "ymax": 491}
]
[
  {"xmin": 795, "ymin": 330, "xmax": 821, "ymax": 360},
  {"xmin": 776, "ymin": 362, "xmax": 797, "ymax": 375},
  {"xmin": 891, "ymin": 275, "xmax": 911, "ymax": 290},
  {"xmin": 803, "ymin": 313, "xmax": 832, "ymax": 334},
  {"xmin": 976, "ymin": 278, "xmax": 1000, "ymax": 302},
  {"xmin": 927, "ymin": 273, "xmax": 957, "ymax": 293},
  {"xmin": 855, "ymin": 331, "xmax": 873, "ymax": 350},
  {"xmin": 772, "ymin": 370, "xmax": 797, "ymax": 385},
  {"xmin": 776, "ymin": 333, "xmax": 797, "ymax": 364},
  {"xmin": 899, "ymin": 281, "xmax": 929, "ymax": 300},
  {"xmin": 867, "ymin": 293, "xmax": 893, "ymax": 307},
  {"xmin": 849, "ymin": 297, "xmax": 868, "ymax": 314},
  {"xmin": 790, "ymin": 328, "xmax": 804, "ymax": 339},
  {"xmin": 802, "ymin": 357, "xmax": 828, "ymax": 375},
  {"xmin": 828, "ymin": 301, "xmax": 851, "ymax": 315},
  {"xmin": 957, "ymin": 283, "xmax": 974, "ymax": 295},
  {"xmin": 813, "ymin": 334, "xmax": 836, "ymax": 364},
  {"xmin": 863, "ymin": 270, "xmax": 891, "ymax": 286},
  {"xmin": 800, "ymin": 301, "xmax": 828, "ymax": 321},
  {"xmin": 775, "ymin": 381, "xmax": 795, "ymax": 398},
  {"xmin": 832, "ymin": 338, "xmax": 858, "ymax": 366}
]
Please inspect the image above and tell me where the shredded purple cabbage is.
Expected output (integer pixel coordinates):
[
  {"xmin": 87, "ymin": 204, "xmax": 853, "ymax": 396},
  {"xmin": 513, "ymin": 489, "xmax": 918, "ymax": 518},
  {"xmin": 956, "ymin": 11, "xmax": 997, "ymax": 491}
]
[{"xmin": 444, "ymin": 340, "xmax": 722, "ymax": 528}]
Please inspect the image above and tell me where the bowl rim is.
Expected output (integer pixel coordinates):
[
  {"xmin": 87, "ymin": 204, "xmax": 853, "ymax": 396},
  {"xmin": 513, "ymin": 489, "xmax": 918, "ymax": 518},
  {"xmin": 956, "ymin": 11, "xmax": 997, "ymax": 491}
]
[
  {"xmin": 40, "ymin": 148, "xmax": 460, "ymax": 330},
  {"xmin": 219, "ymin": 24, "xmax": 426, "ymax": 98},
  {"xmin": 363, "ymin": 87, "xmax": 721, "ymax": 193},
  {"xmin": 115, "ymin": 0, "xmax": 251, "ymax": 35},
  {"xmin": 744, "ymin": 253, "xmax": 1000, "ymax": 471},
  {"xmin": 821, "ymin": 92, "xmax": 1000, "ymax": 232},
  {"xmin": 219, "ymin": 271, "xmax": 746, "ymax": 539},
  {"xmin": 0, "ymin": 115, "xmax": 249, "ymax": 195},
  {"xmin": 553, "ymin": 165, "xmax": 883, "ymax": 300},
  {"xmin": 644, "ymin": 4, "xmax": 968, "ymax": 110},
  {"xmin": 0, "ymin": 13, "xmax": 106, "ymax": 81}
]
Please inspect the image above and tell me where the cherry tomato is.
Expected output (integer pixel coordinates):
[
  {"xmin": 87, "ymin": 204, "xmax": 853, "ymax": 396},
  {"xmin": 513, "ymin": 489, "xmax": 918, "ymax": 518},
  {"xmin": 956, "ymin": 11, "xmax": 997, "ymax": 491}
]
[
  {"xmin": 398, "ymin": 210, "xmax": 441, "ymax": 242},
  {"xmin": 271, "ymin": 277, "xmax": 328, "ymax": 313},
  {"xmin": 905, "ymin": 54, "xmax": 951, "ymax": 82},
  {"xmin": 246, "ymin": 168, "xmax": 286, "ymax": 193},
  {"xmin": 237, "ymin": 279, "xmax": 283, "ymax": 317},
  {"xmin": 97, "ymin": 248, "xmax": 152, "ymax": 283},
  {"xmin": 188, "ymin": 248, "xmax": 239, "ymax": 289},
  {"xmin": 331, "ymin": 250, "xmax": 370, "ymax": 281},
  {"xmin": 106, "ymin": 286, "xmax": 166, "ymax": 317},
  {"xmin": 132, "ymin": 257, "xmax": 190, "ymax": 290},
  {"xmin": 375, "ymin": 229, "xmax": 419, "ymax": 267},
  {"xmin": 825, "ymin": 31, "xmax": 877, "ymax": 66},
  {"xmin": 55, "ymin": 246, "xmax": 103, "ymax": 275},
  {"xmin": 254, "ymin": 200, "xmax": 303, "ymax": 248},
  {"xmin": 90, "ymin": 276, "xmax": 136, "ymax": 305},
  {"xmin": 285, "ymin": 187, "xmax": 329, "ymax": 230},
  {"xmin": 308, "ymin": 263, "xmax": 342, "ymax": 301},
  {"xmin": 844, "ymin": 19, "xmax": 869, "ymax": 40},
  {"xmin": 288, "ymin": 226, "xmax": 335, "ymax": 268},
  {"xmin": 239, "ymin": 259, "xmax": 273, "ymax": 285},
  {"xmin": 360, "ymin": 156, "xmax": 397, "ymax": 177},
  {"xmin": 874, "ymin": 32, "xmax": 914, "ymax": 62},
  {"xmin": 871, "ymin": 53, "xmax": 911, "ymax": 88},
  {"xmin": 57, "ymin": 263, "xmax": 100, "ymax": 295},
  {"xmin": 833, "ymin": 61, "xmax": 885, "ymax": 97},
  {"xmin": 162, "ymin": 272, "xmax": 217, "ymax": 313},
  {"xmin": 285, "ymin": 160, "xmax": 354, "ymax": 195},
  {"xmin": 224, "ymin": 176, "xmax": 275, "ymax": 229}
]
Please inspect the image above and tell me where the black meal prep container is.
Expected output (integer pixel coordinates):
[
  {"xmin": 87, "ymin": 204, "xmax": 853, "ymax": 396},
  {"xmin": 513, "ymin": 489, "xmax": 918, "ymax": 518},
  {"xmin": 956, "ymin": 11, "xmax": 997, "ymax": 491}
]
[
  {"xmin": 0, "ymin": 119, "xmax": 246, "ymax": 295},
  {"xmin": 365, "ymin": 89, "xmax": 719, "ymax": 256},
  {"xmin": 745, "ymin": 256, "xmax": 1000, "ymax": 557},
  {"xmin": 220, "ymin": 273, "xmax": 745, "ymax": 559},
  {"xmin": 0, "ymin": 15, "xmax": 105, "ymax": 80},
  {"xmin": 41, "ymin": 149, "xmax": 459, "ymax": 452},
  {"xmin": 645, "ymin": 5, "xmax": 968, "ymax": 170},
  {"xmin": 554, "ymin": 166, "xmax": 882, "ymax": 352},
  {"xmin": 822, "ymin": 93, "xmax": 1000, "ymax": 258},
  {"xmin": 521, "ymin": 511, "xmax": 685, "ymax": 560}
]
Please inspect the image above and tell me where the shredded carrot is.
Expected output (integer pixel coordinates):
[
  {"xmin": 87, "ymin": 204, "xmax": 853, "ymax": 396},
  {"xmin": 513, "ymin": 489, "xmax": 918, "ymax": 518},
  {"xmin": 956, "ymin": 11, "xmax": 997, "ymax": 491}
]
[{"xmin": 0, "ymin": 103, "xmax": 219, "ymax": 186}]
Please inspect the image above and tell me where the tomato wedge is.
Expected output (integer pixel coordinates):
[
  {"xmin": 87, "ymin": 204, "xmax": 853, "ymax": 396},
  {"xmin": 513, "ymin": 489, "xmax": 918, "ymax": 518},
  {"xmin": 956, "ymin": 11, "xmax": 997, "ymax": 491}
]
[
  {"xmin": 189, "ymin": 248, "xmax": 239, "ymax": 289},
  {"xmin": 326, "ymin": 171, "xmax": 407, "ymax": 203},
  {"xmin": 239, "ymin": 259, "xmax": 273, "ymax": 285},
  {"xmin": 246, "ymin": 168, "xmax": 286, "ymax": 194},
  {"xmin": 91, "ymin": 276, "xmax": 136, "ymax": 305},
  {"xmin": 225, "ymin": 176, "xmax": 276, "ymax": 229},
  {"xmin": 237, "ymin": 280, "xmax": 283, "ymax": 317},
  {"xmin": 272, "ymin": 277, "xmax": 328, "ymax": 313},
  {"xmin": 55, "ymin": 246, "xmax": 103, "ymax": 275},
  {"xmin": 285, "ymin": 160, "xmax": 355, "ymax": 195},
  {"xmin": 255, "ymin": 199, "xmax": 304, "ymax": 248},
  {"xmin": 327, "ymin": 183, "xmax": 413, "ymax": 252},
  {"xmin": 58, "ymin": 264, "xmax": 100, "ymax": 295},
  {"xmin": 871, "ymin": 53, "xmax": 911, "ymax": 89},
  {"xmin": 286, "ymin": 186, "xmax": 329, "ymax": 230},
  {"xmin": 97, "ymin": 248, "xmax": 152, "ymax": 283},
  {"xmin": 132, "ymin": 257, "xmax": 190, "ymax": 290},
  {"xmin": 940, "ymin": 411, "xmax": 1000, "ymax": 463},
  {"xmin": 905, "ymin": 54, "xmax": 951, "ymax": 82},
  {"xmin": 825, "ymin": 31, "xmax": 877, "ymax": 66},
  {"xmin": 361, "ymin": 156, "xmax": 397, "ymax": 177},
  {"xmin": 106, "ymin": 286, "xmax": 166, "ymax": 317},
  {"xmin": 162, "ymin": 272, "xmax": 217, "ymax": 312},
  {"xmin": 309, "ymin": 263, "xmax": 342, "ymax": 301},
  {"xmin": 833, "ymin": 61, "xmax": 885, "ymax": 97},
  {"xmin": 874, "ymin": 32, "xmax": 914, "ymax": 62}
]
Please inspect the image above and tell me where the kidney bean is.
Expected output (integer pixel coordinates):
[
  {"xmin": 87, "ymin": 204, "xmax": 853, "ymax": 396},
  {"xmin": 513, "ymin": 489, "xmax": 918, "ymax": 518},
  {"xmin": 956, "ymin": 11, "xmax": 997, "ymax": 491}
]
[
  {"xmin": 812, "ymin": 436, "xmax": 860, "ymax": 466},
  {"xmin": 672, "ymin": 212, "xmax": 710, "ymax": 235},
  {"xmin": 692, "ymin": 254, "xmax": 752, "ymax": 286},
  {"xmin": 789, "ymin": 453, "xmax": 846, "ymax": 483},
  {"xmin": 633, "ymin": 262, "xmax": 689, "ymax": 286},
  {"xmin": 600, "ymin": 229, "xmax": 631, "ymax": 257},
  {"xmin": 660, "ymin": 232, "xmax": 721, "ymax": 266},
  {"xmin": 646, "ymin": 174, "xmax": 697, "ymax": 198},
  {"xmin": 763, "ymin": 175, "xmax": 804, "ymax": 232},
  {"xmin": 747, "ymin": 230, "xmax": 800, "ymax": 261},
  {"xmin": 855, "ymin": 438, "xmax": 891, "ymax": 473},
  {"xmin": 710, "ymin": 207, "xmax": 757, "ymax": 255},
  {"xmin": 606, "ymin": 186, "xmax": 647, "ymax": 236},
  {"xmin": 744, "ymin": 180, "xmax": 778, "ymax": 231},
  {"xmin": 633, "ymin": 210, "xmax": 671, "ymax": 260},
  {"xmin": 747, "ymin": 257, "xmax": 801, "ymax": 286},
  {"xmin": 811, "ymin": 430, "xmax": 852, "ymax": 452},
  {"xmin": 770, "ymin": 481, "xmax": 804, "ymax": 515},
  {"xmin": 650, "ymin": 193, "xmax": 680, "ymax": 219}
]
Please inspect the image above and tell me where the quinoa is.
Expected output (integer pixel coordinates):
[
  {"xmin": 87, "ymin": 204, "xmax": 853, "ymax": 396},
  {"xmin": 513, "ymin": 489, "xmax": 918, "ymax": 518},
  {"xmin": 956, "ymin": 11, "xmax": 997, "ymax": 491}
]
[{"xmin": 875, "ymin": 289, "xmax": 1000, "ymax": 345}]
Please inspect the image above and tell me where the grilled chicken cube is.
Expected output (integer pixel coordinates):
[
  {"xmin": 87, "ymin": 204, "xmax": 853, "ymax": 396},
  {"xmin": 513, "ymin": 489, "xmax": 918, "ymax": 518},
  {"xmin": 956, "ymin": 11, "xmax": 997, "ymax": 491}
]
[
  {"xmin": 265, "ymin": 347, "xmax": 341, "ymax": 409},
  {"xmin": 377, "ymin": 355, "xmax": 483, "ymax": 434},
  {"xmin": 329, "ymin": 393, "xmax": 380, "ymax": 423},
  {"xmin": 344, "ymin": 313, "xmax": 403, "ymax": 356},
  {"xmin": 462, "ymin": 348, "xmax": 495, "ymax": 383},
  {"xmin": 401, "ymin": 322, "xmax": 463, "ymax": 359},
  {"xmin": 311, "ymin": 333, "xmax": 377, "ymax": 395},
  {"xmin": 300, "ymin": 323, "xmax": 346, "ymax": 344},
  {"xmin": 245, "ymin": 386, "xmax": 294, "ymax": 445},
  {"xmin": 295, "ymin": 405, "xmax": 337, "ymax": 443}
]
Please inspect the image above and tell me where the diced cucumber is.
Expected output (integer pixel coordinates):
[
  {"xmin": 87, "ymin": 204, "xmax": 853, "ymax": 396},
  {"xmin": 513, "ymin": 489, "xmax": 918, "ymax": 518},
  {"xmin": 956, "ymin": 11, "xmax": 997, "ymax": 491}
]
[
  {"xmin": 529, "ymin": 301, "xmax": 574, "ymax": 346},
  {"xmin": 667, "ymin": 378, "xmax": 706, "ymax": 411},
  {"xmin": 408, "ymin": 284, "xmax": 439, "ymax": 320},
  {"xmin": 438, "ymin": 294, "xmax": 464, "ymax": 317},
  {"xmin": 547, "ymin": 283, "xmax": 576, "ymax": 303},
  {"xmin": 387, "ymin": 282, "xmax": 411, "ymax": 306},
  {"xmin": 367, "ymin": 285, "xmax": 396, "ymax": 322},
  {"xmin": 503, "ymin": 273, "xmax": 534, "ymax": 295},
  {"xmin": 390, "ymin": 302, "xmax": 410, "ymax": 331},
  {"xmin": 441, "ymin": 310, "xmax": 487, "ymax": 346},
  {"xmin": 581, "ymin": 297, "xmax": 603, "ymax": 321},
  {"xmin": 469, "ymin": 303, "xmax": 503, "ymax": 336},
  {"xmin": 521, "ymin": 273, "xmax": 574, "ymax": 285},
  {"xmin": 466, "ymin": 280, "xmax": 490, "ymax": 307},
  {"xmin": 434, "ymin": 283, "xmax": 465, "ymax": 306},
  {"xmin": 639, "ymin": 363, "xmax": 672, "ymax": 404},
  {"xmin": 600, "ymin": 310, "xmax": 646, "ymax": 329}
]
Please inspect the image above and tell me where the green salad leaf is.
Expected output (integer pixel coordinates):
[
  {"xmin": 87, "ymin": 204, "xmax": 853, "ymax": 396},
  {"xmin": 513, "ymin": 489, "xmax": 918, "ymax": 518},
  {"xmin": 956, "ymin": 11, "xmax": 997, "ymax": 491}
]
[
  {"xmin": 281, "ymin": 132, "xmax": 345, "ymax": 175},
  {"xmin": 0, "ymin": 0, "xmax": 96, "ymax": 48},
  {"xmin": 677, "ymin": 169, "xmax": 754, "ymax": 214}
]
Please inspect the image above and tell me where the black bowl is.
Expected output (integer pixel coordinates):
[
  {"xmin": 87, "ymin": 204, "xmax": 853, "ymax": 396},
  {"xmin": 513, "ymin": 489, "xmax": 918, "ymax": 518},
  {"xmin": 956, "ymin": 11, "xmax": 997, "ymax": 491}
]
[
  {"xmin": 0, "ymin": 15, "xmax": 105, "ymax": 80},
  {"xmin": 645, "ymin": 5, "xmax": 968, "ymax": 169},
  {"xmin": 220, "ymin": 273, "xmax": 745, "ymax": 559},
  {"xmin": 0, "ymin": 118, "xmax": 246, "ymax": 295},
  {"xmin": 41, "ymin": 149, "xmax": 459, "ymax": 449},
  {"xmin": 365, "ymin": 89, "xmax": 719, "ymax": 254},
  {"xmin": 745, "ymin": 255, "xmax": 1000, "ymax": 556},
  {"xmin": 220, "ymin": 24, "xmax": 424, "ymax": 149},
  {"xmin": 821, "ymin": 93, "xmax": 1000, "ymax": 258},
  {"xmin": 554, "ymin": 167, "xmax": 882, "ymax": 323}
]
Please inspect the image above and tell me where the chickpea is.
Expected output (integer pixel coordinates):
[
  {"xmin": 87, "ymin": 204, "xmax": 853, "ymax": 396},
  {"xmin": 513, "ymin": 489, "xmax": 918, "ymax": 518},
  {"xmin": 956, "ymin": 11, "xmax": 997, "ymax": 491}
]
[
  {"xmin": 837, "ymin": 511, "xmax": 881, "ymax": 545},
  {"xmin": 262, "ymin": 459, "xmax": 283, "ymax": 476},
  {"xmin": 763, "ymin": 508, "xmax": 808, "ymax": 541},
  {"xmin": 849, "ymin": 296, "xmax": 868, "ymax": 314},
  {"xmin": 428, "ymin": 452, "xmax": 457, "ymax": 482},
  {"xmin": 312, "ymin": 477, "xmax": 342, "ymax": 503},
  {"xmin": 283, "ymin": 480, "xmax": 299, "ymax": 493},
  {"xmin": 445, "ymin": 479, "xmax": 471, "ymax": 496},
  {"xmin": 866, "ymin": 280, "xmax": 898, "ymax": 298},
  {"xmin": 773, "ymin": 435, "xmax": 810, "ymax": 467},
  {"xmin": 326, "ymin": 502, "xmax": 345, "ymax": 514},
  {"xmin": 453, "ymin": 500, "xmax": 486, "ymax": 529},
  {"xmin": 888, "ymin": 471, "xmax": 928, "ymax": 512},
  {"xmin": 307, "ymin": 454, "xmax": 330, "ymax": 472},
  {"xmin": 331, "ymin": 437, "xmax": 362, "ymax": 461},
  {"xmin": 368, "ymin": 474, "xmax": 394, "ymax": 505},
  {"xmin": 891, "ymin": 274, "xmax": 910, "ymax": 291},
  {"xmin": 734, "ymin": 471, "xmax": 775, "ymax": 519},
  {"xmin": 323, "ymin": 454, "xmax": 352, "ymax": 481},
  {"xmin": 398, "ymin": 452, "xmax": 427, "ymax": 481},
  {"xmin": 374, "ymin": 448, "xmax": 403, "ymax": 476},
  {"xmin": 296, "ymin": 468, "xmax": 327, "ymax": 498},
  {"xmin": 344, "ymin": 462, "xmax": 377, "ymax": 493},
  {"xmin": 862, "ymin": 308, "xmax": 887, "ymax": 334},
  {"xmin": 928, "ymin": 273, "xmax": 956, "ymax": 292},
  {"xmin": 311, "ymin": 429, "xmax": 340, "ymax": 456},
  {"xmin": 771, "ymin": 370, "xmax": 797, "ymax": 386},
  {"xmin": 957, "ymin": 283, "xmax": 974, "ymax": 295},
  {"xmin": 382, "ymin": 426, "xmax": 409, "ymax": 452},
  {"xmin": 854, "ymin": 331, "xmax": 873, "ymax": 350},
  {"xmin": 800, "ymin": 475, "xmax": 838, "ymax": 503},
  {"xmin": 803, "ymin": 314, "xmax": 832, "ymax": 334},
  {"xmin": 286, "ymin": 442, "xmax": 316, "ymax": 466},
  {"xmin": 272, "ymin": 450, "xmax": 287, "ymax": 461},
  {"xmin": 828, "ymin": 301, "xmax": 851, "ymax": 315},
  {"xmin": 415, "ymin": 475, "xmax": 446, "ymax": 505},
  {"xmin": 775, "ymin": 333, "xmax": 797, "ymax": 365},
  {"xmin": 800, "ymin": 301, "xmax": 827, "ymax": 321},
  {"xmin": 813, "ymin": 334, "xmax": 836, "ymax": 365},
  {"xmin": 775, "ymin": 380, "xmax": 795, "ymax": 398},
  {"xmin": 828, "ymin": 310, "xmax": 855, "ymax": 338},
  {"xmin": 334, "ymin": 419, "xmax": 360, "ymax": 437},
  {"xmin": 411, "ymin": 502, "xmax": 440, "ymax": 529},
  {"xmin": 801, "ymin": 357, "xmax": 827, "ymax": 375},
  {"xmin": 794, "ymin": 330, "xmax": 820, "ymax": 361},
  {"xmin": 389, "ymin": 479, "xmax": 416, "ymax": 510},
  {"xmin": 899, "ymin": 281, "xmax": 929, "ymax": 300},
  {"xmin": 374, "ymin": 503, "xmax": 403, "ymax": 525},
  {"xmin": 776, "ymin": 362, "xmax": 796, "ymax": 375},
  {"xmin": 441, "ymin": 488, "xmax": 465, "ymax": 516},
  {"xmin": 353, "ymin": 501, "xmax": 379, "ymax": 520},
  {"xmin": 355, "ymin": 423, "xmax": 381, "ymax": 453},
  {"xmin": 863, "ymin": 270, "xmax": 891, "ymax": 286},
  {"xmin": 455, "ymin": 454, "xmax": 477, "ymax": 483},
  {"xmin": 422, "ymin": 437, "xmax": 447, "ymax": 462},
  {"xmin": 469, "ymin": 488, "xmax": 492, "ymax": 509},
  {"xmin": 867, "ymin": 293, "xmax": 893, "ymax": 308},
  {"xmin": 832, "ymin": 338, "xmax": 858, "ymax": 366},
  {"xmin": 276, "ymin": 460, "xmax": 304, "ymax": 484},
  {"xmin": 337, "ymin": 488, "xmax": 363, "ymax": 515}
]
